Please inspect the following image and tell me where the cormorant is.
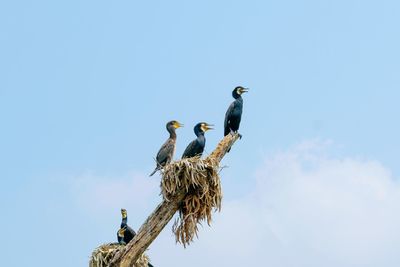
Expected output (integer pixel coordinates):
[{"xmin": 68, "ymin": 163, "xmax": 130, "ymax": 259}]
[
  {"xmin": 117, "ymin": 209, "xmax": 136, "ymax": 245},
  {"xmin": 224, "ymin": 86, "xmax": 248, "ymax": 138},
  {"xmin": 150, "ymin": 120, "xmax": 183, "ymax": 176},
  {"xmin": 117, "ymin": 225, "xmax": 155, "ymax": 267},
  {"xmin": 182, "ymin": 122, "xmax": 213, "ymax": 159}
]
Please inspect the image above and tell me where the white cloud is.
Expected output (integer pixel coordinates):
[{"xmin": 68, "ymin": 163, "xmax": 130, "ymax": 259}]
[{"xmin": 150, "ymin": 140, "xmax": 400, "ymax": 267}]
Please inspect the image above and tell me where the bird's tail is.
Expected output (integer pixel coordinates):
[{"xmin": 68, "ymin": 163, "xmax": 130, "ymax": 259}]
[{"xmin": 149, "ymin": 167, "xmax": 158, "ymax": 177}]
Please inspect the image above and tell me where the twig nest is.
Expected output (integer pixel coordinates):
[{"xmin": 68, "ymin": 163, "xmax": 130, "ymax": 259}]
[
  {"xmin": 90, "ymin": 243, "xmax": 150, "ymax": 267},
  {"xmin": 161, "ymin": 157, "xmax": 222, "ymax": 247}
]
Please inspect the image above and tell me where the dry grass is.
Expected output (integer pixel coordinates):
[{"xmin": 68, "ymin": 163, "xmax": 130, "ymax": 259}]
[
  {"xmin": 161, "ymin": 157, "xmax": 222, "ymax": 247},
  {"xmin": 90, "ymin": 243, "xmax": 150, "ymax": 267}
]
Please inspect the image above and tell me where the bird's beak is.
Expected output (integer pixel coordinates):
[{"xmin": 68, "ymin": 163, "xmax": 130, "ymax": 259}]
[
  {"xmin": 241, "ymin": 88, "xmax": 249, "ymax": 93},
  {"xmin": 175, "ymin": 122, "xmax": 184, "ymax": 128},
  {"xmin": 205, "ymin": 124, "xmax": 214, "ymax": 131}
]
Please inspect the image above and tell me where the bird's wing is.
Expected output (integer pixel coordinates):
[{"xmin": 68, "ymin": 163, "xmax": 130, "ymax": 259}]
[
  {"xmin": 182, "ymin": 140, "xmax": 197, "ymax": 158},
  {"xmin": 156, "ymin": 138, "xmax": 175, "ymax": 166},
  {"xmin": 224, "ymin": 101, "xmax": 235, "ymax": 136},
  {"xmin": 126, "ymin": 225, "xmax": 137, "ymax": 238}
]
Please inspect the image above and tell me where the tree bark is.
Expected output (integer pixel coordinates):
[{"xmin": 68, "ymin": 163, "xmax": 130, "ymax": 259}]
[{"xmin": 109, "ymin": 133, "xmax": 240, "ymax": 267}]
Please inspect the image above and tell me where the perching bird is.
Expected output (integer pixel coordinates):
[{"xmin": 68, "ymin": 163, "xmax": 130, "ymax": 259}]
[
  {"xmin": 150, "ymin": 120, "xmax": 183, "ymax": 176},
  {"xmin": 224, "ymin": 86, "xmax": 248, "ymax": 137},
  {"xmin": 117, "ymin": 229, "xmax": 155, "ymax": 267},
  {"xmin": 182, "ymin": 122, "xmax": 213, "ymax": 159},
  {"xmin": 117, "ymin": 209, "xmax": 136, "ymax": 245},
  {"xmin": 117, "ymin": 210, "xmax": 155, "ymax": 267}
]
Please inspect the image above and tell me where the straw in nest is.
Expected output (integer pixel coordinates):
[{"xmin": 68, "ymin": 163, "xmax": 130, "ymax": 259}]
[{"xmin": 161, "ymin": 157, "xmax": 222, "ymax": 247}]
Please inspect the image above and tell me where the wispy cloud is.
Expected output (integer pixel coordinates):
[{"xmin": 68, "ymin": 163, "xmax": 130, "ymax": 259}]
[
  {"xmin": 150, "ymin": 140, "xmax": 400, "ymax": 267},
  {"xmin": 71, "ymin": 171, "xmax": 160, "ymax": 217}
]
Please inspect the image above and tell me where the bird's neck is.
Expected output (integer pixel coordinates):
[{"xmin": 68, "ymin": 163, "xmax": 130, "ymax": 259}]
[
  {"xmin": 121, "ymin": 216, "xmax": 127, "ymax": 226},
  {"xmin": 235, "ymin": 96, "xmax": 243, "ymax": 103},
  {"xmin": 195, "ymin": 130, "xmax": 205, "ymax": 138},
  {"xmin": 196, "ymin": 133, "xmax": 206, "ymax": 144},
  {"xmin": 168, "ymin": 127, "xmax": 177, "ymax": 139}
]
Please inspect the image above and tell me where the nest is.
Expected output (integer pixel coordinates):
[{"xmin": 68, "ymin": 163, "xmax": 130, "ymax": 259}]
[
  {"xmin": 161, "ymin": 157, "xmax": 222, "ymax": 247},
  {"xmin": 89, "ymin": 243, "xmax": 150, "ymax": 267}
]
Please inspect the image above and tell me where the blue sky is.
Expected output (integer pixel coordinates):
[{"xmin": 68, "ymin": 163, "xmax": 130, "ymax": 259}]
[{"xmin": 1, "ymin": 1, "xmax": 400, "ymax": 266}]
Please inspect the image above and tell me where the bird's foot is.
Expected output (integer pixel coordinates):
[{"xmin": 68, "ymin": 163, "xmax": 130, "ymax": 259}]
[
  {"xmin": 229, "ymin": 130, "xmax": 242, "ymax": 139},
  {"xmin": 233, "ymin": 131, "xmax": 242, "ymax": 139}
]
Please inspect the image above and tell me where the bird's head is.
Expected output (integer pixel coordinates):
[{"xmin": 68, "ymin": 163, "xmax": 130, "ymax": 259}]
[
  {"xmin": 121, "ymin": 208, "xmax": 127, "ymax": 219},
  {"xmin": 118, "ymin": 227, "xmax": 126, "ymax": 238},
  {"xmin": 232, "ymin": 86, "xmax": 249, "ymax": 99},
  {"xmin": 167, "ymin": 120, "xmax": 184, "ymax": 130},
  {"xmin": 194, "ymin": 122, "xmax": 214, "ymax": 135}
]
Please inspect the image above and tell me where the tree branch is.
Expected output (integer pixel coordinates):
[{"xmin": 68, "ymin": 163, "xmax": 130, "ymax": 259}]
[{"xmin": 109, "ymin": 133, "xmax": 240, "ymax": 267}]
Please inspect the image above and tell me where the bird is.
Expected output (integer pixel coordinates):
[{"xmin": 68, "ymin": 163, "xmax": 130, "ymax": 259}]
[
  {"xmin": 150, "ymin": 120, "xmax": 183, "ymax": 176},
  {"xmin": 182, "ymin": 122, "xmax": 213, "ymax": 159},
  {"xmin": 117, "ymin": 209, "xmax": 136, "ymax": 245},
  {"xmin": 117, "ymin": 210, "xmax": 155, "ymax": 267},
  {"xmin": 117, "ymin": 230, "xmax": 155, "ymax": 267},
  {"xmin": 224, "ymin": 86, "xmax": 248, "ymax": 138}
]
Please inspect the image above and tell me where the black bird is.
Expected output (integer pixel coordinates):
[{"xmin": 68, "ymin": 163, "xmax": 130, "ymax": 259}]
[
  {"xmin": 224, "ymin": 86, "xmax": 248, "ymax": 138},
  {"xmin": 182, "ymin": 122, "xmax": 213, "ymax": 159},
  {"xmin": 117, "ymin": 209, "xmax": 136, "ymax": 245},
  {"xmin": 117, "ymin": 210, "xmax": 155, "ymax": 267},
  {"xmin": 150, "ymin": 120, "xmax": 183, "ymax": 176},
  {"xmin": 117, "ymin": 228, "xmax": 155, "ymax": 267}
]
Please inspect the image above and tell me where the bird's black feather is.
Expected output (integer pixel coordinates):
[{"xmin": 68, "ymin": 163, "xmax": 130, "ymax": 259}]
[
  {"xmin": 224, "ymin": 88, "xmax": 244, "ymax": 136},
  {"xmin": 124, "ymin": 225, "xmax": 136, "ymax": 243},
  {"xmin": 182, "ymin": 123, "xmax": 208, "ymax": 159},
  {"xmin": 182, "ymin": 139, "xmax": 204, "ymax": 159},
  {"xmin": 224, "ymin": 102, "xmax": 236, "ymax": 136}
]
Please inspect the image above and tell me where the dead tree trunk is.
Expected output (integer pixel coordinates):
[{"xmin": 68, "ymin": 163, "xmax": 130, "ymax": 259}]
[{"xmin": 109, "ymin": 133, "xmax": 240, "ymax": 267}]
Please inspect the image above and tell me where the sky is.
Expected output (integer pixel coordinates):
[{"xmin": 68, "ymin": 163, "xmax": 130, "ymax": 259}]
[{"xmin": 1, "ymin": 0, "xmax": 400, "ymax": 266}]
